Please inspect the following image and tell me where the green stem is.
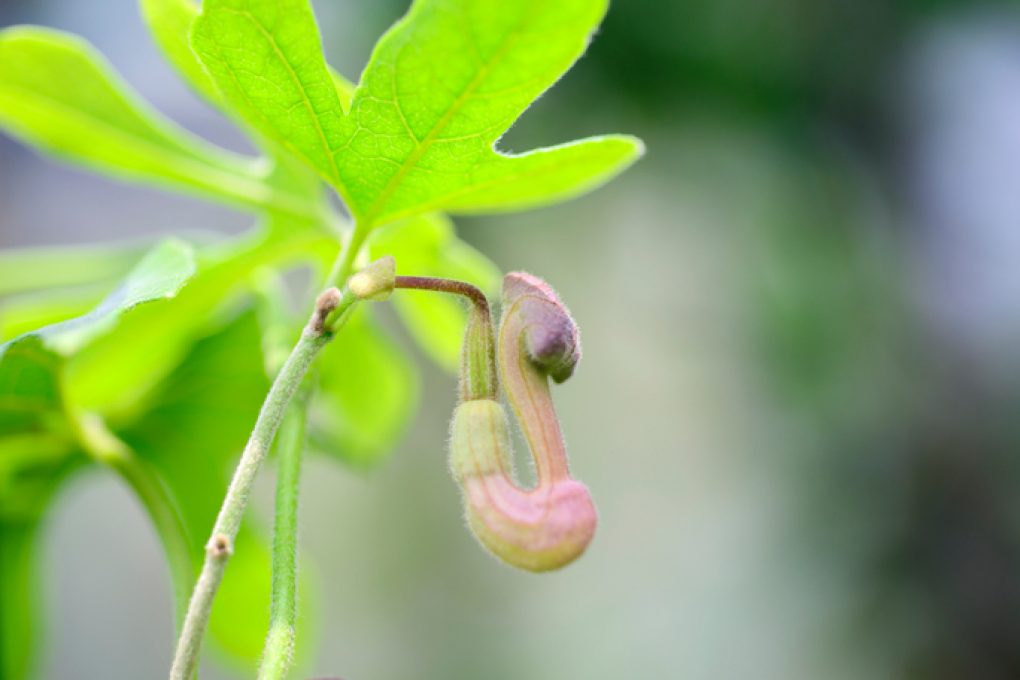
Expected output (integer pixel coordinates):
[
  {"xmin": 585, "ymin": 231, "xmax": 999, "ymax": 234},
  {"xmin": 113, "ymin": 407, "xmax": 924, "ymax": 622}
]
[
  {"xmin": 326, "ymin": 221, "xmax": 370, "ymax": 289},
  {"xmin": 258, "ymin": 395, "xmax": 310, "ymax": 680},
  {"xmin": 71, "ymin": 412, "xmax": 194, "ymax": 625},
  {"xmin": 169, "ymin": 287, "xmax": 357, "ymax": 680}
]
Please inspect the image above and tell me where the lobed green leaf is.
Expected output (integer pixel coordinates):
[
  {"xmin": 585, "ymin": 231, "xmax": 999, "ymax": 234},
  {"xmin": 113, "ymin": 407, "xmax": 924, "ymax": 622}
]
[
  {"xmin": 336, "ymin": 0, "xmax": 643, "ymax": 224},
  {"xmin": 191, "ymin": 0, "xmax": 643, "ymax": 227},
  {"xmin": 190, "ymin": 0, "xmax": 349, "ymax": 195},
  {"xmin": 139, "ymin": 0, "xmax": 336, "ymax": 225}
]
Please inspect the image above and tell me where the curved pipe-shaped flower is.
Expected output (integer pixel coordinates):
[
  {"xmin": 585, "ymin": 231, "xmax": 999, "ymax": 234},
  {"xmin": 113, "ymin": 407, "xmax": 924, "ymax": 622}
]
[{"xmin": 448, "ymin": 272, "xmax": 596, "ymax": 572}]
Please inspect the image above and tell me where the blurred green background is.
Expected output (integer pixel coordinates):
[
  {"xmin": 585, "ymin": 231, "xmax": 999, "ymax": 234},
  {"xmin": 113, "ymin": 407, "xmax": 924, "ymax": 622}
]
[{"xmin": 4, "ymin": 0, "xmax": 1020, "ymax": 678}]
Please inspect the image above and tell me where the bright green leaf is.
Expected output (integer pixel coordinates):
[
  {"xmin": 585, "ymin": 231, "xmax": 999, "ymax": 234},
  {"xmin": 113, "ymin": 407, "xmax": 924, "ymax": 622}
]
[
  {"xmin": 0, "ymin": 239, "xmax": 196, "ymax": 435},
  {"xmin": 64, "ymin": 228, "xmax": 335, "ymax": 417},
  {"xmin": 139, "ymin": 0, "xmax": 336, "ymax": 224},
  {"xmin": 0, "ymin": 27, "xmax": 317, "ymax": 219},
  {"xmin": 190, "ymin": 0, "xmax": 349, "ymax": 193},
  {"xmin": 39, "ymin": 239, "xmax": 196, "ymax": 355},
  {"xmin": 428, "ymin": 136, "xmax": 644, "ymax": 216},
  {"xmin": 0, "ymin": 241, "xmax": 147, "ymax": 297},
  {"xmin": 369, "ymin": 213, "xmax": 501, "ymax": 371},
  {"xmin": 139, "ymin": 0, "xmax": 222, "ymax": 104},
  {"xmin": 0, "ymin": 288, "xmax": 105, "ymax": 343},
  {"xmin": 338, "ymin": 0, "xmax": 643, "ymax": 224},
  {"xmin": 191, "ymin": 0, "xmax": 642, "ymax": 227},
  {"xmin": 312, "ymin": 307, "xmax": 419, "ymax": 467}
]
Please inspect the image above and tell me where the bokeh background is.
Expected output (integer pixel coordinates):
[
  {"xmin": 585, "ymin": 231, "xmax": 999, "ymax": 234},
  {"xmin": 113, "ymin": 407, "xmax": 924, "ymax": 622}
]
[{"xmin": 4, "ymin": 0, "xmax": 1020, "ymax": 678}]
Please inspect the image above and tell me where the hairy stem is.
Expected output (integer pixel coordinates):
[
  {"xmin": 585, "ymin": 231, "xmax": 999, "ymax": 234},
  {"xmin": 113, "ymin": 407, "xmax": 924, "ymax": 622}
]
[
  {"xmin": 394, "ymin": 276, "xmax": 495, "ymax": 401},
  {"xmin": 72, "ymin": 413, "xmax": 194, "ymax": 625},
  {"xmin": 169, "ymin": 288, "xmax": 354, "ymax": 680},
  {"xmin": 394, "ymin": 275, "xmax": 490, "ymax": 310},
  {"xmin": 258, "ymin": 394, "xmax": 309, "ymax": 680}
]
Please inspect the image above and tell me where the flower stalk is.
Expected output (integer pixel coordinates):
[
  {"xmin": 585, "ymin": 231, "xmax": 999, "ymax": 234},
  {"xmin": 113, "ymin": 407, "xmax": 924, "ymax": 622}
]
[{"xmin": 393, "ymin": 275, "xmax": 496, "ymax": 401}]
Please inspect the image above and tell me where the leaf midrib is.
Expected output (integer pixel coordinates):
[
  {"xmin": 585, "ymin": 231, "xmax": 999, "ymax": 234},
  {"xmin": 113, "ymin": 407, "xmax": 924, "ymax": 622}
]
[
  {"xmin": 221, "ymin": 7, "xmax": 343, "ymax": 186},
  {"xmin": 352, "ymin": 8, "xmax": 532, "ymax": 226}
]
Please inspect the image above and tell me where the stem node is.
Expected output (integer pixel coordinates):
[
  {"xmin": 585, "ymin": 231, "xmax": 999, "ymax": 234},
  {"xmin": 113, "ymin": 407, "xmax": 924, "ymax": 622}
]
[
  {"xmin": 206, "ymin": 534, "xmax": 233, "ymax": 560},
  {"xmin": 311, "ymin": 288, "xmax": 342, "ymax": 333}
]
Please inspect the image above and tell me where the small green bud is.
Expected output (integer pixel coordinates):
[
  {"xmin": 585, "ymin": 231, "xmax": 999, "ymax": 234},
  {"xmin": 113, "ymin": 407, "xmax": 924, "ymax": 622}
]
[{"xmin": 347, "ymin": 256, "xmax": 395, "ymax": 301}]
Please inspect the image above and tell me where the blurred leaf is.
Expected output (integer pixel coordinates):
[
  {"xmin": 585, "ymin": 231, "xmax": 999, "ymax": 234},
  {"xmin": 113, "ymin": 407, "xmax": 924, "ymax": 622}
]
[
  {"xmin": 0, "ymin": 462, "xmax": 74, "ymax": 680},
  {"xmin": 0, "ymin": 27, "xmax": 315, "ymax": 217},
  {"xmin": 1, "ymin": 519, "xmax": 42, "ymax": 680},
  {"xmin": 65, "ymin": 229, "xmax": 334, "ymax": 418},
  {"xmin": 369, "ymin": 214, "xmax": 500, "ymax": 371},
  {"xmin": 118, "ymin": 309, "xmax": 266, "ymax": 557},
  {"xmin": 0, "ymin": 239, "xmax": 196, "ymax": 436},
  {"xmin": 0, "ymin": 240, "xmax": 194, "ymax": 654},
  {"xmin": 0, "ymin": 287, "xmax": 104, "ymax": 342},
  {"xmin": 0, "ymin": 337, "xmax": 63, "ymax": 435},
  {"xmin": 0, "ymin": 434, "xmax": 76, "ymax": 520},
  {"xmin": 312, "ymin": 307, "xmax": 419, "ymax": 467},
  {"xmin": 0, "ymin": 241, "xmax": 147, "ymax": 297},
  {"xmin": 191, "ymin": 0, "xmax": 642, "ymax": 226},
  {"xmin": 117, "ymin": 309, "xmax": 277, "ymax": 669},
  {"xmin": 35, "ymin": 239, "xmax": 196, "ymax": 355},
  {"xmin": 139, "ymin": 0, "xmax": 222, "ymax": 104},
  {"xmin": 251, "ymin": 269, "xmax": 300, "ymax": 376}
]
